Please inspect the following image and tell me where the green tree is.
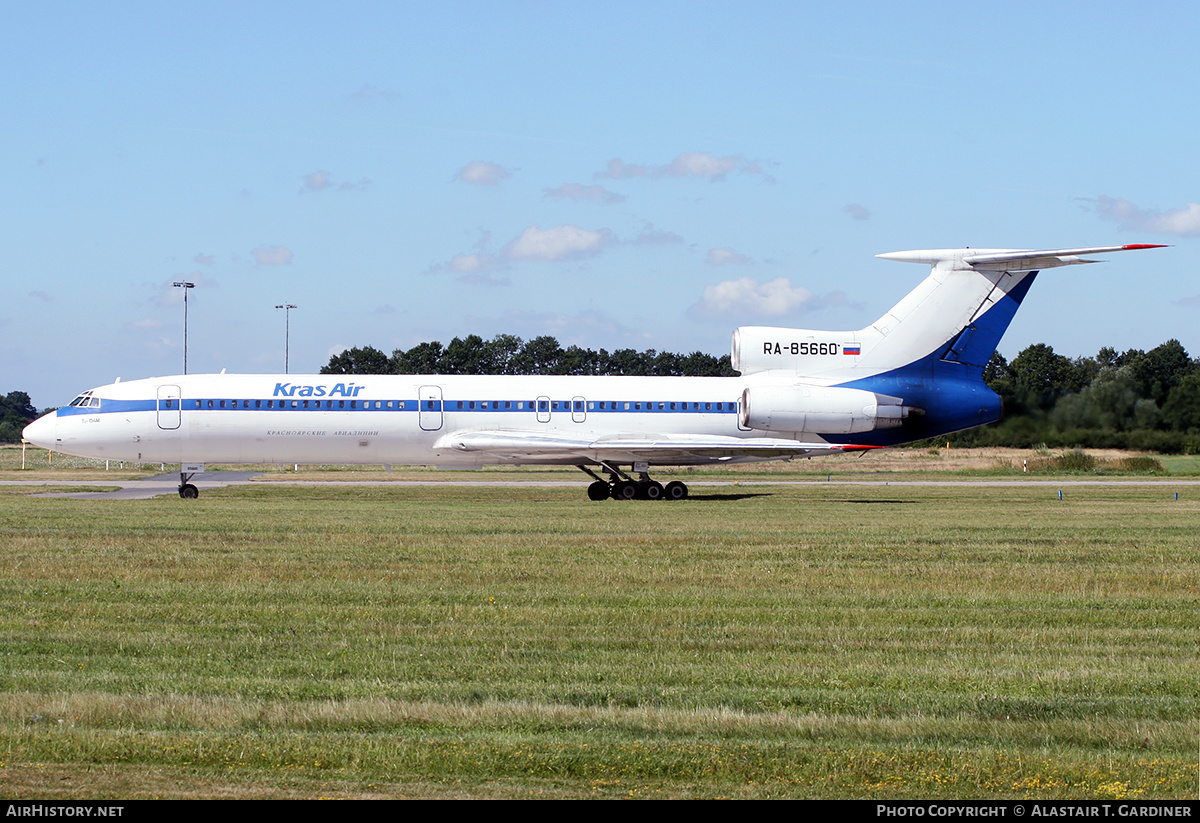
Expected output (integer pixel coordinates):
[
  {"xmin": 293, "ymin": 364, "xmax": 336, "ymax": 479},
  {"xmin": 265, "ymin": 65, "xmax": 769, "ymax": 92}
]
[
  {"xmin": 1126, "ymin": 339, "xmax": 1194, "ymax": 406},
  {"xmin": 321, "ymin": 346, "xmax": 392, "ymax": 375},
  {"xmin": 1162, "ymin": 372, "xmax": 1200, "ymax": 432},
  {"xmin": 0, "ymin": 390, "xmax": 38, "ymax": 442},
  {"xmin": 391, "ymin": 341, "xmax": 447, "ymax": 374},
  {"xmin": 511, "ymin": 336, "xmax": 564, "ymax": 374},
  {"xmin": 1010, "ymin": 343, "xmax": 1084, "ymax": 411}
]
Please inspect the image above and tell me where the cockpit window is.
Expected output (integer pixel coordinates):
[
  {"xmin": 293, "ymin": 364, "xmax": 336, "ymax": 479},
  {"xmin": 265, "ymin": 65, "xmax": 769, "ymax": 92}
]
[{"xmin": 69, "ymin": 391, "xmax": 95, "ymax": 407}]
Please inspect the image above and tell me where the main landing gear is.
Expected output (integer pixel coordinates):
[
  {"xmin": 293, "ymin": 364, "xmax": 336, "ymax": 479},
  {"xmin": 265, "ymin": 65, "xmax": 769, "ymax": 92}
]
[{"xmin": 578, "ymin": 463, "xmax": 688, "ymax": 502}]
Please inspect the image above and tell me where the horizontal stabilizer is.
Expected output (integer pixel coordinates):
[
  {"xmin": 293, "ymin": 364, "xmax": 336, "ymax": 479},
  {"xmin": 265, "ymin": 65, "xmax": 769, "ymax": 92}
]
[{"xmin": 878, "ymin": 244, "xmax": 1167, "ymax": 272}]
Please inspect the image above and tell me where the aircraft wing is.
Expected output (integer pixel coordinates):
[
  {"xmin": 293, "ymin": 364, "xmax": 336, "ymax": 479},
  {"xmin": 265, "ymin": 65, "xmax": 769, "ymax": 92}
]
[{"xmin": 433, "ymin": 429, "xmax": 880, "ymax": 464}]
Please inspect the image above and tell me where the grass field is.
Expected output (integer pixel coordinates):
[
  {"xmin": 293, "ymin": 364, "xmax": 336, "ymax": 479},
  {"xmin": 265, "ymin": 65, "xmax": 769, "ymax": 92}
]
[{"xmin": 0, "ymin": 457, "xmax": 1197, "ymax": 798}]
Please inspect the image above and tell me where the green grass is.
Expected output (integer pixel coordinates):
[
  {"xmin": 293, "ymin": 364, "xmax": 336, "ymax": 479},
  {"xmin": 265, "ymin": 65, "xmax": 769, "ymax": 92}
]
[{"xmin": 0, "ymin": 482, "xmax": 1196, "ymax": 798}]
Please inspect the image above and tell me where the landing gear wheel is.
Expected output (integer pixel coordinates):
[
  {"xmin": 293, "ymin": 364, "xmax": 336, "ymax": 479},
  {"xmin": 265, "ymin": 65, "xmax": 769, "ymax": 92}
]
[
  {"xmin": 611, "ymin": 480, "xmax": 638, "ymax": 500},
  {"xmin": 179, "ymin": 484, "xmax": 199, "ymax": 499},
  {"xmin": 639, "ymin": 481, "xmax": 664, "ymax": 501},
  {"xmin": 587, "ymin": 480, "xmax": 610, "ymax": 501},
  {"xmin": 664, "ymin": 481, "xmax": 689, "ymax": 501}
]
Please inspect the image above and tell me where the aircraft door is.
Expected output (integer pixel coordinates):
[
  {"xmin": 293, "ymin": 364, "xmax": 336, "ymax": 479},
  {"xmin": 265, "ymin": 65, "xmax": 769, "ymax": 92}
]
[
  {"xmin": 419, "ymin": 385, "xmax": 443, "ymax": 431},
  {"xmin": 536, "ymin": 395, "xmax": 551, "ymax": 423},
  {"xmin": 571, "ymin": 396, "xmax": 586, "ymax": 423},
  {"xmin": 157, "ymin": 385, "xmax": 181, "ymax": 430}
]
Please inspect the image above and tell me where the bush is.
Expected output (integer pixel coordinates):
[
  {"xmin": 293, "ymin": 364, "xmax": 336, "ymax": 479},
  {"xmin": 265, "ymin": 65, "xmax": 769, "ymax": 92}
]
[{"xmin": 1055, "ymin": 450, "xmax": 1096, "ymax": 472}]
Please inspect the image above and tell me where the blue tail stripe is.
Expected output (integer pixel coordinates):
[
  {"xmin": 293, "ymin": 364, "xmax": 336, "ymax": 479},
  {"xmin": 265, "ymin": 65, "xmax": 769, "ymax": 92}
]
[{"xmin": 827, "ymin": 273, "xmax": 1036, "ymax": 445}]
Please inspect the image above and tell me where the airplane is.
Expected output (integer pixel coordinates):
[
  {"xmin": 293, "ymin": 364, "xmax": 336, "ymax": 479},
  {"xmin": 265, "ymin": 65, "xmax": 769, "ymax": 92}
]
[{"xmin": 22, "ymin": 244, "xmax": 1166, "ymax": 501}]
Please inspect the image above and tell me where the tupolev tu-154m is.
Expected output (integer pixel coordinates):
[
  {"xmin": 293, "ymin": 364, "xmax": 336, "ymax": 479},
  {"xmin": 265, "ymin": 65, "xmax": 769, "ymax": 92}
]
[{"xmin": 23, "ymin": 244, "xmax": 1166, "ymax": 500}]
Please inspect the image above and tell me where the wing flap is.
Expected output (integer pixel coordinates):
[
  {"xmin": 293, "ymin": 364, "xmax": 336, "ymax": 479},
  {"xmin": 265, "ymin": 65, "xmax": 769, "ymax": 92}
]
[{"xmin": 434, "ymin": 429, "xmax": 878, "ymax": 464}]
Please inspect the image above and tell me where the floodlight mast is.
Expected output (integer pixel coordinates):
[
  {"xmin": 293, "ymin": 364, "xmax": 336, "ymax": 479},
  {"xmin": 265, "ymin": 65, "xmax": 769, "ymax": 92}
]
[
  {"xmin": 173, "ymin": 281, "xmax": 195, "ymax": 374},
  {"xmin": 275, "ymin": 303, "xmax": 297, "ymax": 373}
]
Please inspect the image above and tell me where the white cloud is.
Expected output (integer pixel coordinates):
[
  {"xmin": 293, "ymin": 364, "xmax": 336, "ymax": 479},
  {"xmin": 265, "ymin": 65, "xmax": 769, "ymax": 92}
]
[
  {"xmin": 667, "ymin": 152, "xmax": 741, "ymax": 179},
  {"xmin": 631, "ymin": 224, "xmax": 684, "ymax": 245},
  {"xmin": 597, "ymin": 151, "xmax": 772, "ymax": 182},
  {"xmin": 194, "ymin": 252, "xmax": 215, "ymax": 265},
  {"xmin": 456, "ymin": 161, "xmax": 513, "ymax": 186},
  {"xmin": 504, "ymin": 225, "xmax": 614, "ymax": 261},
  {"xmin": 449, "ymin": 253, "xmax": 501, "ymax": 274},
  {"xmin": 429, "ymin": 224, "xmax": 621, "ymax": 279},
  {"xmin": 706, "ymin": 247, "xmax": 751, "ymax": 266},
  {"xmin": 252, "ymin": 246, "xmax": 293, "ymax": 266},
  {"xmin": 303, "ymin": 170, "xmax": 334, "ymax": 193},
  {"xmin": 544, "ymin": 183, "xmax": 625, "ymax": 204},
  {"xmin": 1092, "ymin": 196, "xmax": 1200, "ymax": 237},
  {"xmin": 690, "ymin": 277, "xmax": 819, "ymax": 319}
]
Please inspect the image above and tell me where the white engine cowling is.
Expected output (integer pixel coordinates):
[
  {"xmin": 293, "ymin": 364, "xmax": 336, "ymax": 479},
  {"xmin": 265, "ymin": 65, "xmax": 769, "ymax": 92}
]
[{"xmin": 740, "ymin": 385, "xmax": 911, "ymax": 435}]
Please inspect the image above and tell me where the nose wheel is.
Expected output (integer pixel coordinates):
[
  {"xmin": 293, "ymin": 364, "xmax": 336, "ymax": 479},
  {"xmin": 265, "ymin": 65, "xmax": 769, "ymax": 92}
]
[{"xmin": 179, "ymin": 470, "xmax": 200, "ymax": 499}]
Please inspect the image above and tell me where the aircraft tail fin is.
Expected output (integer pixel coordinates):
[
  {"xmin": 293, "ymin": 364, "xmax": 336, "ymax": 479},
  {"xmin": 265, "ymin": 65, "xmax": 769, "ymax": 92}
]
[{"xmin": 733, "ymin": 244, "xmax": 1167, "ymax": 378}]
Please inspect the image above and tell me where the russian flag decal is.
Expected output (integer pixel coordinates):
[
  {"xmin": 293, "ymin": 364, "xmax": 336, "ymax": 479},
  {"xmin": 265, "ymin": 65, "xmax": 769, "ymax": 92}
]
[{"xmin": 844, "ymin": 344, "xmax": 861, "ymax": 355}]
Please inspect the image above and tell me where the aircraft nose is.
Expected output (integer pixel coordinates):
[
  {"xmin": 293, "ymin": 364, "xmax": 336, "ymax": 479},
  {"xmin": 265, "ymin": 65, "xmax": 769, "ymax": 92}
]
[{"xmin": 22, "ymin": 412, "xmax": 58, "ymax": 450}]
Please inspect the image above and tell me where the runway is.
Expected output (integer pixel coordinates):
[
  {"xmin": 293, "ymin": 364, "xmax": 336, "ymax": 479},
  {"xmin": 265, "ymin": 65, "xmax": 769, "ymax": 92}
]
[{"xmin": 4, "ymin": 472, "xmax": 1200, "ymax": 499}]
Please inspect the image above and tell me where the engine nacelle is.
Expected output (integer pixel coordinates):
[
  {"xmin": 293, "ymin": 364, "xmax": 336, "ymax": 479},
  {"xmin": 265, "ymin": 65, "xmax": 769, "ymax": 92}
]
[
  {"xmin": 732, "ymin": 326, "xmax": 861, "ymax": 376},
  {"xmin": 740, "ymin": 384, "xmax": 912, "ymax": 435}
]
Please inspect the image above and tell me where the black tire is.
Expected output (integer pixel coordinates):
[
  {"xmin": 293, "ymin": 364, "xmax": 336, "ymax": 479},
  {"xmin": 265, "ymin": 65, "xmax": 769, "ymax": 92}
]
[
  {"xmin": 664, "ymin": 481, "xmax": 688, "ymax": 501},
  {"xmin": 179, "ymin": 484, "xmax": 199, "ymax": 499},
  {"xmin": 587, "ymin": 480, "xmax": 610, "ymax": 501},
  {"xmin": 611, "ymin": 480, "xmax": 638, "ymax": 500},
  {"xmin": 641, "ymin": 481, "xmax": 664, "ymax": 501}
]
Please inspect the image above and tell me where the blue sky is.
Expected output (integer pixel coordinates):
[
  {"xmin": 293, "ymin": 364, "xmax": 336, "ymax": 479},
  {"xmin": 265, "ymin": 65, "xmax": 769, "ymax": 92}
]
[{"xmin": 4, "ymin": 1, "xmax": 1198, "ymax": 409}]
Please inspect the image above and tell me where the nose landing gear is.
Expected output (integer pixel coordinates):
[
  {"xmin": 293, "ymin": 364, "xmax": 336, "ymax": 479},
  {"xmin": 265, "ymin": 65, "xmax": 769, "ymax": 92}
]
[{"xmin": 178, "ymin": 464, "xmax": 204, "ymax": 498}]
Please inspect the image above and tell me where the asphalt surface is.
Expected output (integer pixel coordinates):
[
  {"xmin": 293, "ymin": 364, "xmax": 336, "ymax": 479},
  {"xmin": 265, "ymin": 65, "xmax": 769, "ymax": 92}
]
[{"xmin": 3, "ymin": 472, "xmax": 1200, "ymax": 500}]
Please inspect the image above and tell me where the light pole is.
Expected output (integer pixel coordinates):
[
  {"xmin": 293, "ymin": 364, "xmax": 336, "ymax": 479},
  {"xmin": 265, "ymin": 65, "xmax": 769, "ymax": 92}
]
[
  {"xmin": 275, "ymin": 303, "xmax": 297, "ymax": 373},
  {"xmin": 173, "ymin": 280, "xmax": 195, "ymax": 374}
]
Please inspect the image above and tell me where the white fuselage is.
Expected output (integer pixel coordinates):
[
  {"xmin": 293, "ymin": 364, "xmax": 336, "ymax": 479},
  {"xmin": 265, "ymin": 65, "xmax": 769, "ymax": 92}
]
[{"xmin": 29, "ymin": 372, "xmax": 788, "ymax": 467}]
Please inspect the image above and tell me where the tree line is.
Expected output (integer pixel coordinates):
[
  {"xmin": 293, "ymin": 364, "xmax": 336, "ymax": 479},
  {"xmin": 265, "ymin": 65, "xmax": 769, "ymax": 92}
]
[
  {"xmin": 321, "ymin": 334, "xmax": 738, "ymax": 378},
  {"xmin": 962, "ymin": 338, "xmax": 1200, "ymax": 452}
]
